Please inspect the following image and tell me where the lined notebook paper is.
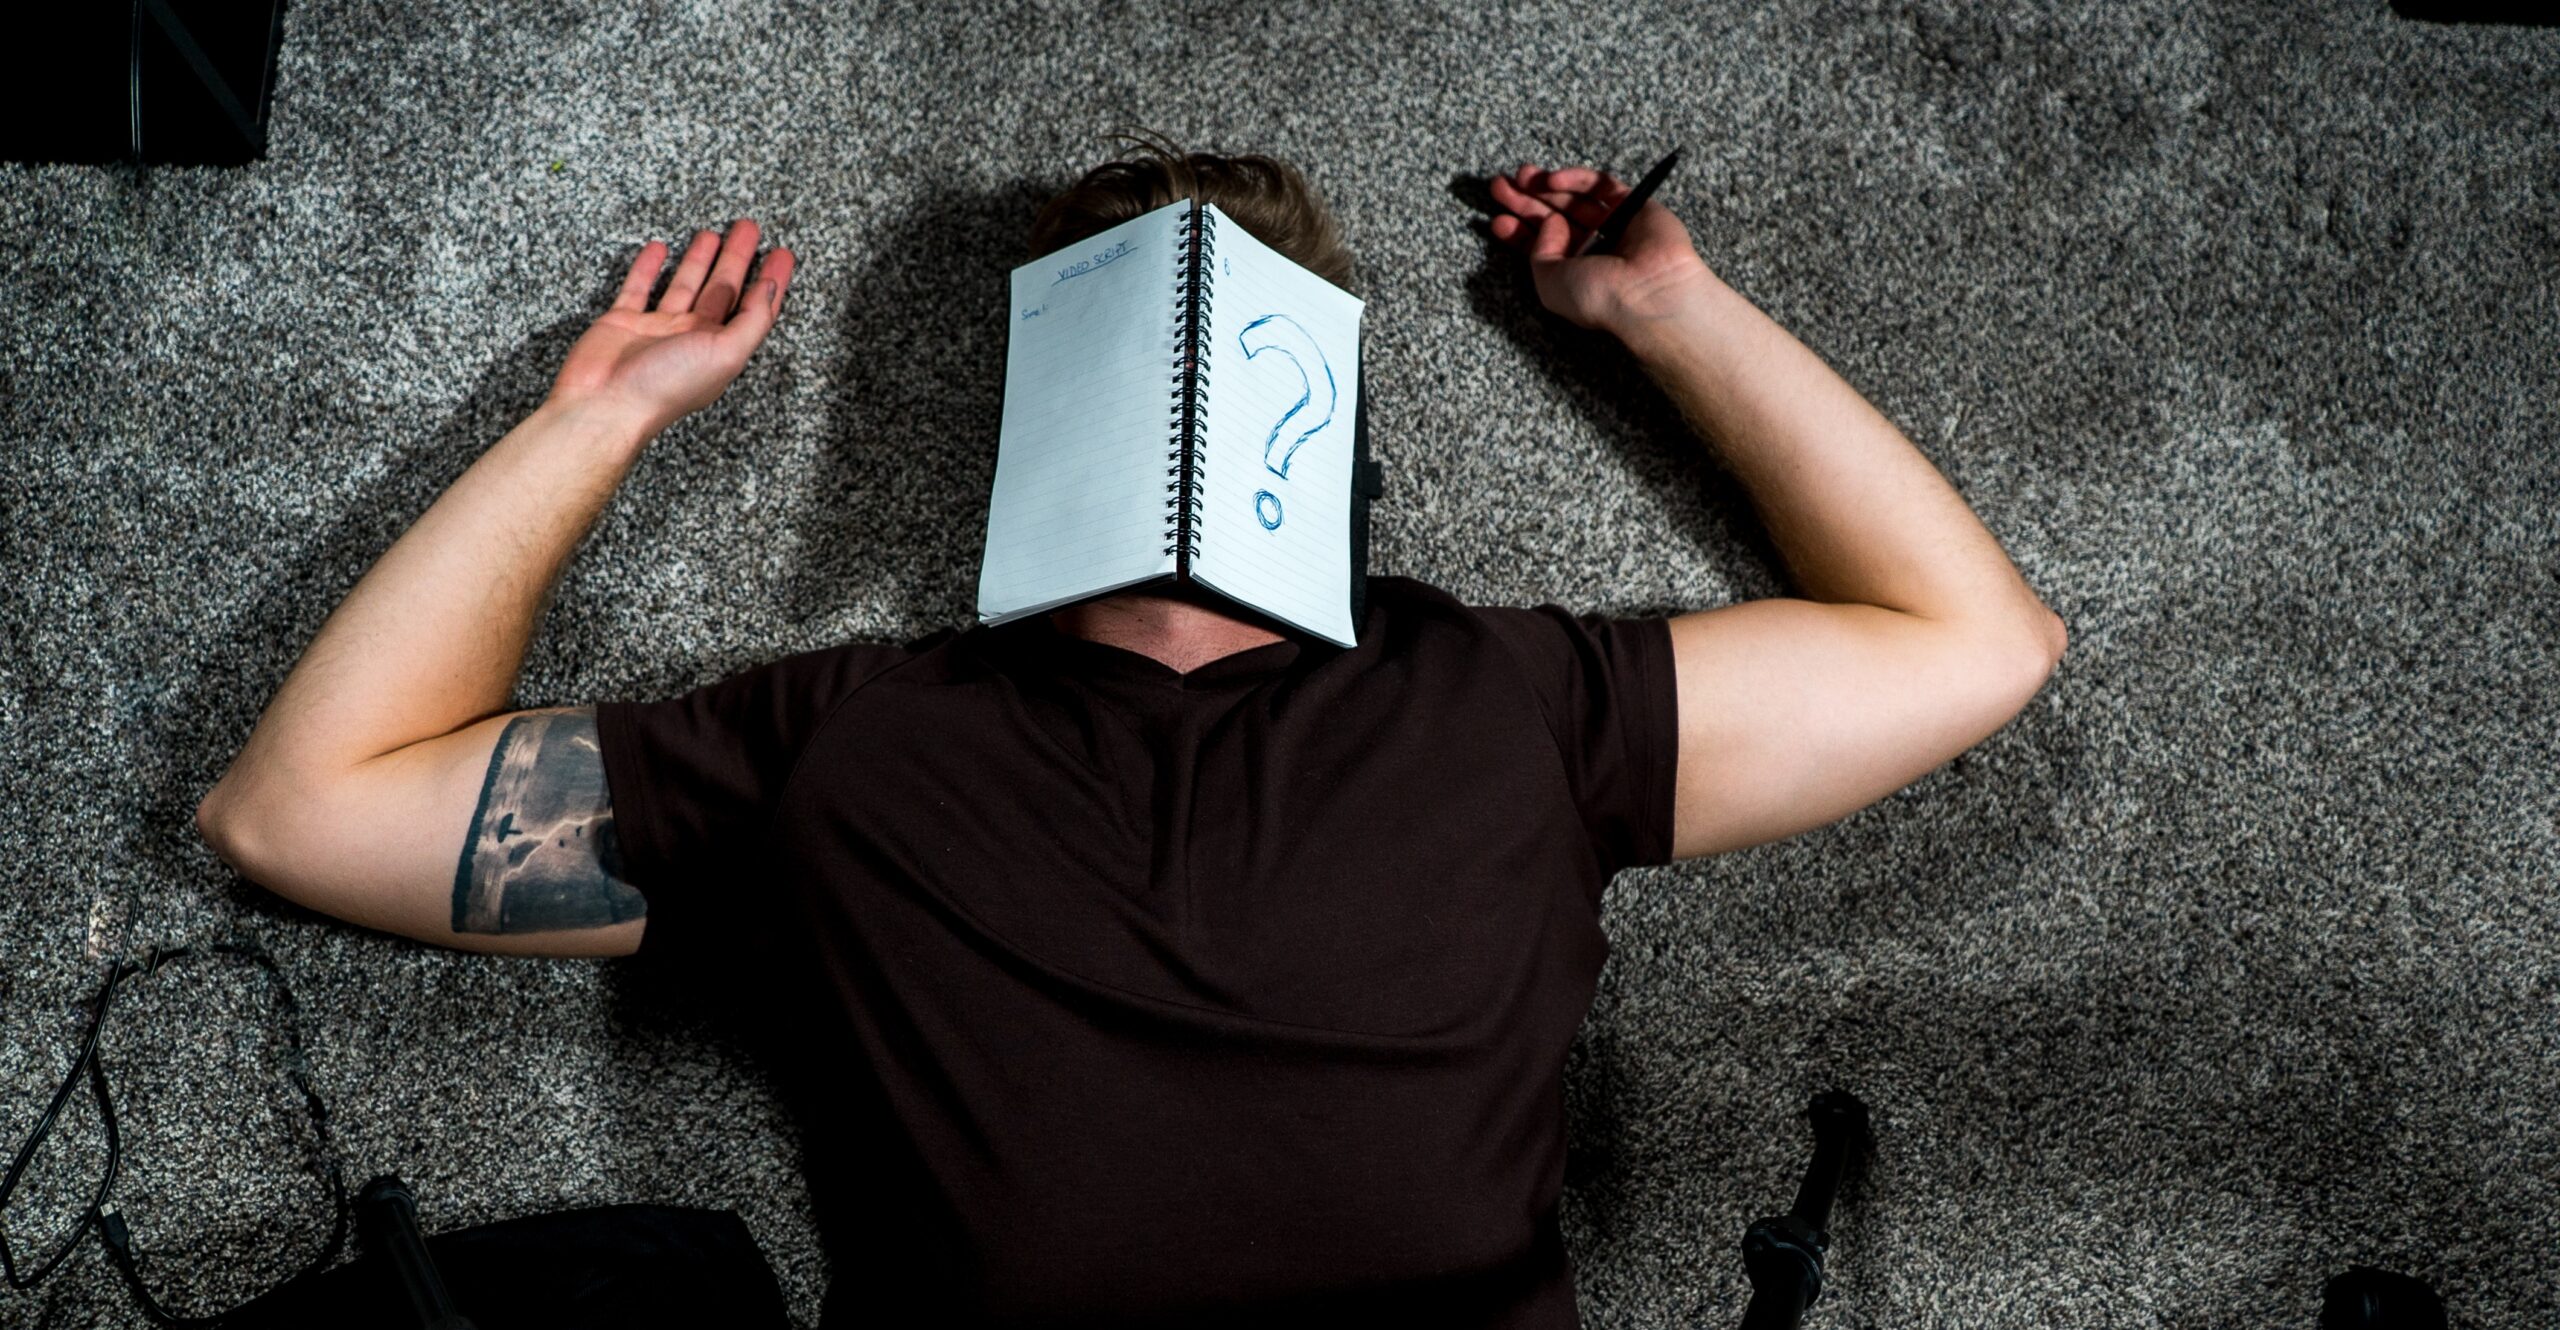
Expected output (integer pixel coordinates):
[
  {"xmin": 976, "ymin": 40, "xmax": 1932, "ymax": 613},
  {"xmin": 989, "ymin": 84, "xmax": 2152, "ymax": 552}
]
[
  {"xmin": 978, "ymin": 205, "xmax": 1190, "ymax": 622},
  {"xmin": 1191, "ymin": 208, "xmax": 1362, "ymax": 645},
  {"xmin": 976, "ymin": 199, "xmax": 1366, "ymax": 646}
]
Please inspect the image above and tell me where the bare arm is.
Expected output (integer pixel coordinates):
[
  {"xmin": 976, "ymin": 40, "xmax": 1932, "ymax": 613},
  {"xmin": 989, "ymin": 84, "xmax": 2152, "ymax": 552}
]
[
  {"xmin": 216, "ymin": 705, "xmax": 647, "ymax": 958},
  {"xmin": 1490, "ymin": 165, "xmax": 2065, "ymax": 860},
  {"xmin": 196, "ymin": 222, "xmax": 797, "ymax": 955}
]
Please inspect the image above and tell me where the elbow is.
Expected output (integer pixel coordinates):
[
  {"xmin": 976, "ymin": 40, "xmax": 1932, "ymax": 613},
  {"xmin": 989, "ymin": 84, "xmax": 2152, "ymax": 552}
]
[
  {"xmin": 194, "ymin": 777, "xmax": 263, "ymax": 878},
  {"xmin": 2013, "ymin": 612, "xmax": 2067, "ymax": 704},
  {"xmin": 2031, "ymin": 609, "xmax": 2068, "ymax": 670},
  {"xmin": 1939, "ymin": 601, "xmax": 2068, "ymax": 678},
  {"xmin": 1990, "ymin": 609, "xmax": 2066, "ymax": 700}
]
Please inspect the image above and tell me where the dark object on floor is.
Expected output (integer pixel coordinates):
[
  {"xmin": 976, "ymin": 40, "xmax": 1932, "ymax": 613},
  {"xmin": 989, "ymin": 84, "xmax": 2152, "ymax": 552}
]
[
  {"xmin": 222, "ymin": 1202, "xmax": 791, "ymax": 1330},
  {"xmin": 2, "ymin": 0, "xmax": 287, "ymax": 165},
  {"xmin": 2389, "ymin": 0, "xmax": 2559, "ymax": 23},
  {"xmin": 3, "ymin": 945, "xmax": 782, "ymax": 1328},
  {"xmin": 356, "ymin": 1176, "xmax": 478, "ymax": 1330},
  {"xmin": 1349, "ymin": 383, "xmax": 1384, "ymax": 625},
  {"xmin": 1734, "ymin": 1090, "xmax": 1872, "ymax": 1330},
  {"xmin": 2321, "ymin": 1264, "xmax": 2449, "ymax": 1330},
  {"xmin": 2, "ymin": 943, "xmax": 352, "ymax": 1322}
]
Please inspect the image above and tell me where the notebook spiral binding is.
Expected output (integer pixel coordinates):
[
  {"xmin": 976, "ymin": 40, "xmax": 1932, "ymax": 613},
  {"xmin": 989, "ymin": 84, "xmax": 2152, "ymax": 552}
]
[{"xmin": 1163, "ymin": 203, "xmax": 1216, "ymax": 566}]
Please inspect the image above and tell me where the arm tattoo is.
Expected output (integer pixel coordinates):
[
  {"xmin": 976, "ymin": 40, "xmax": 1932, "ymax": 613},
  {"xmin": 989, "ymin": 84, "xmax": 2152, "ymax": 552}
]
[{"xmin": 452, "ymin": 708, "xmax": 647, "ymax": 934}]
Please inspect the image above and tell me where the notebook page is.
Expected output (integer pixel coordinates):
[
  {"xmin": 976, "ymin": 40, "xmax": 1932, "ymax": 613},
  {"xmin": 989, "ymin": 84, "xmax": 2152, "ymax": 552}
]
[
  {"xmin": 976, "ymin": 201, "xmax": 1191, "ymax": 625},
  {"xmin": 1190, "ymin": 204, "xmax": 1365, "ymax": 646}
]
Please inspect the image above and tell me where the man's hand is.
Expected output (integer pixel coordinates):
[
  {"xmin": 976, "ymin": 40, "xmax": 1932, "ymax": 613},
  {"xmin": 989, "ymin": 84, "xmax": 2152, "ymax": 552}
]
[
  {"xmin": 547, "ymin": 219, "xmax": 798, "ymax": 438},
  {"xmin": 1487, "ymin": 163, "xmax": 1719, "ymax": 338}
]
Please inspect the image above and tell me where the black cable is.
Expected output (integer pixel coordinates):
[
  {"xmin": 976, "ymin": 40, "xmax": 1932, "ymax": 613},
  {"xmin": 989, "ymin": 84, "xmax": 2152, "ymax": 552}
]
[
  {"xmin": 0, "ymin": 961, "xmax": 129, "ymax": 1290},
  {"xmin": 126, "ymin": 0, "xmax": 143, "ymax": 164},
  {"xmin": 0, "ymin": 940, "xmax": 350, "ymax": 1326}
]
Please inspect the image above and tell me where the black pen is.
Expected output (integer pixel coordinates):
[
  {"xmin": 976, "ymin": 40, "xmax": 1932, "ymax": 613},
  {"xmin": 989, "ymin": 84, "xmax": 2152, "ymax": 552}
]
[{"xmin": 1572, "ymin": 147, "xmax": 1683, "ymax": 258}]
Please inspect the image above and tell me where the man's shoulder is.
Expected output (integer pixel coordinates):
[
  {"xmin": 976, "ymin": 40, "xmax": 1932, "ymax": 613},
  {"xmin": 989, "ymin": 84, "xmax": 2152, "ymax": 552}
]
[
  {"xmin": 1357, "ymin": 577, "xmax": 1668, "ymax": 692},
  {"xmin": 1352, "ymin": 576, "xmax": 1572, "ymax": 670},
  {"xmin": 721, "ymin": 631, "xmax": 944, "ymax": 704}
]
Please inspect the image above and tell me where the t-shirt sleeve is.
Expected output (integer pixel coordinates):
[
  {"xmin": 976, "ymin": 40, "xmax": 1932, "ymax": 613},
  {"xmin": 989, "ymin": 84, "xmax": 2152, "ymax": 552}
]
[
  {"xmin": 1470, "ymin": 603, "xmax": 1683, "ymax": 879},
  {"xmin": 594, "ymin": 641, "xmax": 914, "ymax": 969}
]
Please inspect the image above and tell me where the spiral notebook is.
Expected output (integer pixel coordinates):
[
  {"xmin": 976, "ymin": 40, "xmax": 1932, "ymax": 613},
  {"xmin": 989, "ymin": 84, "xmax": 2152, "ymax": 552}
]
[{"xmin": 975, "ymin": 198, "xmax": 1369, "ymax": 647}]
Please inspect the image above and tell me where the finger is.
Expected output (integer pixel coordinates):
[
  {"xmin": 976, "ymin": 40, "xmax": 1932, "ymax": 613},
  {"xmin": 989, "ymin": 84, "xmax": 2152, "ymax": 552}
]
[
  {"xmin": 1490, "ymin": 210, "xmax": 1567, "ymax": 253},
  {"xmin": 1525, "ymin": 168, "xmax": 1628, "ymax": 211},
  {"xmin": 1504, "ymin": 165, "xmax": 1608, "ymax": 222},
  {"xmin": 612, "ymin": 241, "xmax": 666, "ymax": 312},
  {"xmin": 753, "ymin": 247, "xmax": 796, "ymax": 320},
  {"xmin": 1532, "ymin": 189, "xmax": 1616, "ymax": 231},
  {"xmin": 717, "ymin": 248, "xmax": 796, "ymax": 351},
  {"xmin": 697, "ymin": 218, "xmax": 763, "ymax": 322},
  {"xmin": 659, "ymin": 228, "xmax": 722, "ymax": 314},
  {"xmin": 1536, "ymin": 179, "xmax": 1617, "ymax": 226},
  {"xmin": 1489, "ymin": 172, "xmax": 1557, "ymax": 220},
  {"xmin": 1527, "ymin": 208, "xmax": 1577, "ymax": 264}
]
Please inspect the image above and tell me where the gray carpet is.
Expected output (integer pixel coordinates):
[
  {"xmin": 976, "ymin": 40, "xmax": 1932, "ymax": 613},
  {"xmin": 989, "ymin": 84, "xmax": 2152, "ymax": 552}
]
[{"xmin": 5, "ymin": 1, "xmax": 2556, "ymax": 1326}]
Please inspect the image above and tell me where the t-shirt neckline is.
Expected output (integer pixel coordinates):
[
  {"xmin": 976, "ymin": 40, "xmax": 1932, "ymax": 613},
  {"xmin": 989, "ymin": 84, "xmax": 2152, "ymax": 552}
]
[{"xmin": 1002, "ymin": 615, "xmax": 1308, "ymax": 686}]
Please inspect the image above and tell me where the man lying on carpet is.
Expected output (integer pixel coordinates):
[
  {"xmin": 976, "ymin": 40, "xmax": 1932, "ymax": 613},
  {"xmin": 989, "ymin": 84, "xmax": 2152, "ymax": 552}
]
[{"xmin": 194, "ymin": 138, "xmax": 2065, "ymax": 1327}]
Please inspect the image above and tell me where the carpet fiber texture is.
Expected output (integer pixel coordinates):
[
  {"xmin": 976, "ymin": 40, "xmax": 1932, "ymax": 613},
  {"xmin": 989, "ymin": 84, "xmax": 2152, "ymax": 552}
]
[{"xmin": 4, "ymin": 2, "xmax": 2555, "ymax": 1326}]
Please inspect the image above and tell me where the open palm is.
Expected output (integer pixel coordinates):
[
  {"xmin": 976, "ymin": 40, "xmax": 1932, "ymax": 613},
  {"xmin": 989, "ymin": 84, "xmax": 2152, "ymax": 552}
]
[{"xmin": 550, "ymin": 219, "xmax": 798, "ymax": 438}]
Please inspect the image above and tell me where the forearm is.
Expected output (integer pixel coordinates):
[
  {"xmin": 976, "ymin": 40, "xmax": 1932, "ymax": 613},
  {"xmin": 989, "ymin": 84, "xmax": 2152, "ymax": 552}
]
[
  {"xmin": 1615, "ymin": 276, "xmax": 2062, "ymax": 647},
  {"xmin": 206, "ymin": 398, "xmax": 652, "ymax": 814}
]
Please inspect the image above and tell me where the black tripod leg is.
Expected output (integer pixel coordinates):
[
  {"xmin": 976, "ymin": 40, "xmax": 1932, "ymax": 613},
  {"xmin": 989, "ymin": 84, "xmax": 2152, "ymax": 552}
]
[
  {"xmin": 1733, "ymin": 1091, "xmax": 1871, "ymax": 1330},
  {"xmin": 358, "ymin": 1175, "xmax": 479, "ymax": 1330},
  {"xmin": 2320, "ymin": 1265, "xmax": 2447, "ymax": 1330}
]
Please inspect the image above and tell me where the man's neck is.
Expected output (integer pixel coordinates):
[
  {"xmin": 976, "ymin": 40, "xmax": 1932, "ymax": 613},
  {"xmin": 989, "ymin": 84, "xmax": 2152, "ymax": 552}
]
[{"xmin": 1047, "ymin": 592, "xmax": 1285, "ymax": 675}]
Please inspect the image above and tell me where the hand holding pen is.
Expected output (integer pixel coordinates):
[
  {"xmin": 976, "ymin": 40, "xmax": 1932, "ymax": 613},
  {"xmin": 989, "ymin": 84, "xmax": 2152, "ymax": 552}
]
[{"xmin": 1487, "ymin": 151, "xmax": 1722, "ymax": 339}]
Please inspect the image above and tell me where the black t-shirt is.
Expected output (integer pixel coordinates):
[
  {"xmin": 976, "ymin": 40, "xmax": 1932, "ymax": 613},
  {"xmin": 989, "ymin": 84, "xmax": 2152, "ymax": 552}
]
[{"xmin": 594, "ymin": 575, "xmax": 1681, "ymax": 1329}]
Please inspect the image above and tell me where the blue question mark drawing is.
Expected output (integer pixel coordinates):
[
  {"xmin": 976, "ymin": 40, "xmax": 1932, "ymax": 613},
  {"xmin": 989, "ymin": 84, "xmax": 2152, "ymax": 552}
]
[{"xmin": 1234, "ymin": 314, "xmax": 1338, "ymax": 530}]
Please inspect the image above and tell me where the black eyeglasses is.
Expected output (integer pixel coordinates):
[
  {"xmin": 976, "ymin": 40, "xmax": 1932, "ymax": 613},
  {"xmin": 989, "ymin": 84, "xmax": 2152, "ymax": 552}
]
[{"xmin": 0, "ymin": 939, "xmax": 349, "ymax": 1326}]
